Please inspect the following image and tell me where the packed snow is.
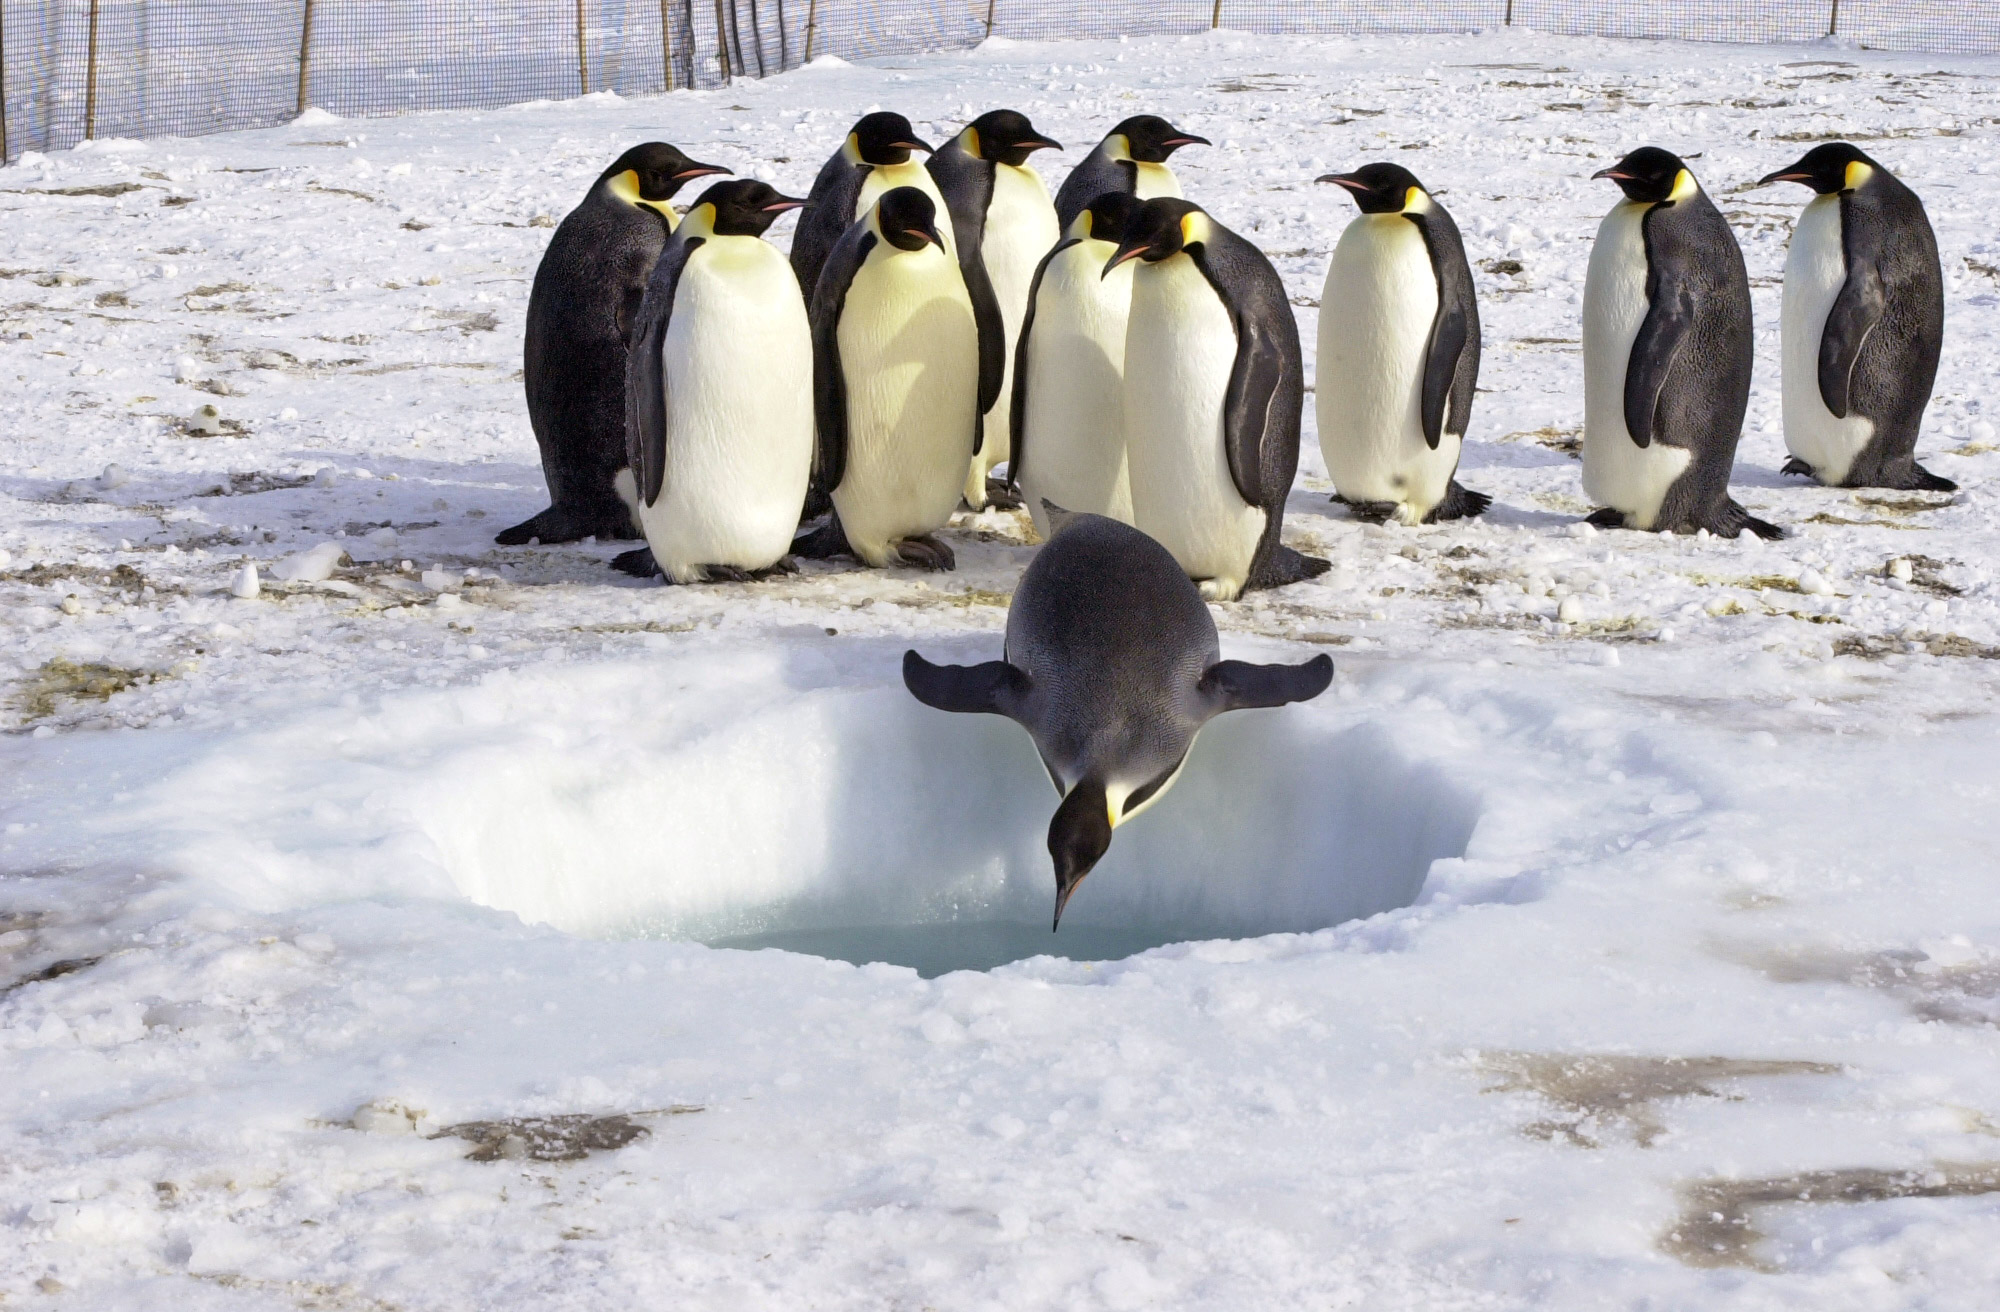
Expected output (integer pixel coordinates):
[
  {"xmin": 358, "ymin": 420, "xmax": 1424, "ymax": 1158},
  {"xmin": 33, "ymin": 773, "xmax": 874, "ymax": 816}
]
[{"xmin": 5, "ymin": 24, "xmax": 2000, "ymax": 1309}]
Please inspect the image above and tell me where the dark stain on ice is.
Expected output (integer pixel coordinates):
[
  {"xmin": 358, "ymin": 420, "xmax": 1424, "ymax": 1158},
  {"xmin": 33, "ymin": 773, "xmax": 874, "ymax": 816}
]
[
  {"xmin": 432, "ymin": 1106, "xmax": 700, "ymax": 1162},
  {"xmin": 0, "ymin": 954, "xmax": 101, "ymax": 996},
  {"xmin": 1733, "ymin": 944, "xmax": 2000, "ymax": 1027},
  {"xmin": 1662, "ymin": 1163, "xmax": 2000, "ymax": 1270},
  {"xmin": 1479, "ymin": 1052, "xmax": 1839, "ymax": 1148}
]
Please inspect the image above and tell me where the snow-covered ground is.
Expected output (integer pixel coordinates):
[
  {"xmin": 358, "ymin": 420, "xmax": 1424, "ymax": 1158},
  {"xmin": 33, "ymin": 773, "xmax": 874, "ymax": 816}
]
[{"xmin": 5, "ymin": 25, "xmax": 2000, "ymax": 1308}]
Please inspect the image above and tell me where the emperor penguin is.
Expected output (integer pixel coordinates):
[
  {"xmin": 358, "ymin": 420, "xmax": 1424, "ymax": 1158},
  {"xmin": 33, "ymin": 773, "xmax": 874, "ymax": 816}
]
[
  {"xmin": 928, "ymin": 109, "xmax": 1064, "ymax": 509},
  {"xmin": 501, "ymin": 142, "xmax": 728, "ymax": 546},
  {"xmin": 1011, "ymin": 192, "xmax": 1141, "ymax": 539},
  {"xmin": 1052, "ymin": 115, "xmax": 1210, "ymax": 232},
  {"xmin": 790, "ymin": 112, "xmax": 947, "ymax": 298},
  {"xmin": 1315, "ymin": 164, "xmax": 1490, "ymax": 525},
  {"xmin": 795, "ymin": 187, "xmax": 998, "ymax": 571},
  {"xmin": 612, "ymin": 181, "xmax": 812, "ymax": 584},
  {"xmin": 1108, "ymin": 197, "xmax": 1331, "ymax": 600},
  {"xmin": 1581, "ymin": 147, "xmax": 1782, "ymax": 539},
  {"xmin": 904, "ymin": 509, "xmax": 1333, "ymax": 928},
  {"xmin": 1759, "ymin": 143, "xmax": 1954, "ymax": 492}
]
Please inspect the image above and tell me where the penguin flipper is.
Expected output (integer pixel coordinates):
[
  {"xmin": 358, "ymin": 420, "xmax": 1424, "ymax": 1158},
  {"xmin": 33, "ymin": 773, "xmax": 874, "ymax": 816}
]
[
  {"xmin": 965, "ymin": 256, "xmax": 1005, "ymax": 452},
  {"xmin": 1010, "ymin": 239, "xmax": 1080, "ymax": 490},
  {"xmin": 809, "ymin": 230, "xmax": 876, "ymax": 497},
  {"xmin": 1818, "ymin": 257, "xmax": 1886, "ymax": 419},
  {"xmin": 790, "ymin": 153, "xmax": 862, "ymax": 294},
  {"xmin": 625, "ymin": 235, "xmax": 702, "ymax": 507},
  {"xmin": 902, "ymin": 651, "xmax": 1029, "ymax": 717},
  {"xmin": 1220, "ymin": 315, "xmax": 1287, "ymax": 510},
  {"xmin": 1419, "ymin": 302, "xmax": 1471, "ymax": 452},
  {"xmin": 1199, "ymin": 654, "xmax": 1334, "ymax": 713},
  {"xmin": 1623, "ymin": 283, "xmax": 1694, "ymax": 449}
]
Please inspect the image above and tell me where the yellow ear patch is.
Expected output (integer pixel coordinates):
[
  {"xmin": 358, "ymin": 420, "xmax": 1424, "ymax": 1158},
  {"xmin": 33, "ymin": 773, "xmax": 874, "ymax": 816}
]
[
  {"xmin": 607, "ymin": 168, "xmax": 678, "ymax": 224},
  {"xmin": 1668, "ymin": 169, "xmax": 1698, "ymax": 201},
  {"xmin": 1179, "ymin": 212, "xmax": 1211, "ymax": 245},
  {"xmin": 1404, "ymin": 185, "xmax": 1425, "ymax": 212},
  {"xmin": 1843, "ymin": 160, "xmax": 1874, "ymax": 191},
  {"xmin": 964, "ymin": 126, "xmax": 982, "ymax": 159},
  {"xmin": 677, "ymin": 202, "xmax": 717, "ymax": 238}
]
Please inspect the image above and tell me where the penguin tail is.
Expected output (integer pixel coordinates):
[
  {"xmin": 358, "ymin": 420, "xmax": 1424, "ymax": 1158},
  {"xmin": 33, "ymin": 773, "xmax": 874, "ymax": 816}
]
[
  {"xmin": 1246, "ymin": 544, "xmax": 1332, "ymax": 592},
  {"xmin": 1426, "ymin": 482, "xmax": 1493, "ymax": 523},
  {"xmin": 1707, "ymin": 499, "xmax": 1787, "ymax": 542},
  {"xmin": 1893, "ymin": 462, "xmax": 1959, "ymax": 494},
  {"xmin": 1779, "ymin": 456, "xmax": 1818, "ymax": 481}
]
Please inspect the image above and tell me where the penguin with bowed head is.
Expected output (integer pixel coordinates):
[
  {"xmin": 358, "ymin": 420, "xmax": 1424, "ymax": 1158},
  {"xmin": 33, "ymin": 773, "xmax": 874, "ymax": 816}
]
[
  {"xmin": 927, "ymin": 109, "xmax": 1064, "ymax": 510},
  {"xmin": 904, "ymin": 508, "xmax": 1333, "ymax": 929},
  {"xmin": 1316, "ymin": 163, "xmax": 1490, "ymax": 526},
  {"xmin": 612, "ymin": 180, "xmax": 812, "ymax": 584},
  {"xmin": 500, "ymin": 143, "xmax": 728, "ymax": 547},
  {"xmin": 1052, "ymin": 115, "xmax": 1210, "ymax": 232},
  {"xmin": 1581, "ymin": 147, "xmax": 1782, "ymax": 539},
  {"xmin": 795, "ymin": 187, "xmax": 999, "ymax": 571},
  {"xmin": 1759, "ymin": 142, "xmax": 1954, "ymax": 492},
  {"xmin": 790, "ymin": 111, "xmax": 949, "ymax": 299},
  {"xmin": 1011, "ymin": 191, "xmax": 1141, "ymax": 539},
  {"xmin": 1107, "ymin": 197, "xmax": 1332, "ymax": 600}
]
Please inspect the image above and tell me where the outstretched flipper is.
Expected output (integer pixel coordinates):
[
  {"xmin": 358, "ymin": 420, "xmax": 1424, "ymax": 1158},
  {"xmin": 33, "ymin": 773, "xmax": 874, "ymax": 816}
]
[
  {"xmin": 1245, "ymin": 544, "xmax": 1331, "ymax": 592},
  {"xmin": 1425, "ymin": 481, "xmax": 1492, "ymax": 523},
  {"xmin": 1199, "ymin": 653, "xmax": 1334, "ymax": 713},
  {"xmin": 902, "ymin": 650, "xmax": 1029, "ymax": 717}
]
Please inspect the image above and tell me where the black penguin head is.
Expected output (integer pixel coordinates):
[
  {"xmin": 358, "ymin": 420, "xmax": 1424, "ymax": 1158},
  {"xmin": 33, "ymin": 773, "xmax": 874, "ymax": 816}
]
[
  {"xmin": 1592, "ymin": 146, "xmax": 1694, "ymax": 204},
  {"xmin": 874, "ymin": 187, "xmax": 944, "ymax": 252},
  {"xmin": 850, "ymin": 112, "xmax": 934, "ymax": 166},
  {"xmin": 1759, "ymin": 142, "xmax": 1880, "ymax": 195},
  {"xmin": 1318, "ymin": 162, "xmax": 1429, "ymax": 215},
  {"xmin": 1102, "ymin": 197, "xmax": 1205, "ymax": 277},
  {"xmin": 1048, "ymin": 780, "xmax": 1113, "ymax": 931},
  {"xmin": 687, "ymin": 179, "xmax": 806, "ymax": 237},
  {"xmin": 1109, "ymin": 115, "xmax": 1210, "ymax": 164},
  {"xmin": 960, "ymin": 110, "xmax": 1062, "ymax": 166},
  {"xmin": 599, "ymin": 142, "xmax": 730, "ymax": 202},
  {"xmin": 1077, "ymin": 190, "xmax": 1140, "ymax": 243}
]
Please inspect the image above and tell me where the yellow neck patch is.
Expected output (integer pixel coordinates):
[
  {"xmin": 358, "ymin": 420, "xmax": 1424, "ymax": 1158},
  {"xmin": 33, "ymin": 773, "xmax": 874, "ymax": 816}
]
[
  {"xmin": 1843, "ymin": 160, "xmax": 1874, "ymax": 191},
  {"xmin": 606, "ymin": 169, "xmax": 678, "ymax": 226},
  {"xmin": 676, "ymin": 203, "xmax": 717, "ymax": 239},
  {"xmin": 1180, "ymin": 211, "xmax": 1211, "ymax": 246},
  {"xmin": 1667, "ymin": 169, "xmax": 1698, "ymax": 202},
  {"xmin": 1109, "ymin": 133, "xmax": 1132, "ymax": 162},
  {"xmin": 962, "ymin": 126, "xmax": 982, "ymax": 159}
]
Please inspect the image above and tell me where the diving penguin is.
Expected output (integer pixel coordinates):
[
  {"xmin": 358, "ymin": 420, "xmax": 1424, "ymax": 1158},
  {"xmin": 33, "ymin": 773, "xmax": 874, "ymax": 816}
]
[
  {"xmin": 1760, "ymin": 142, "xmax": 1954, "ymax": 492},
  {"xmin": 1316, "ymin": 163, "xmax": 1490, "ymax": 525},
  {"xmin": 927, "ymin": 109, "xmax": 1064, "ymax": 509},
  {"xmin": 1581, "ymin": 147, "xmax": 1782, "ymax": 539},
  {"xmin": 795, "ymin": 187, "xmax": 999, "ymax": 571},
  {"xmin": 790, "ymin": 111, "xmax": 946, "ymax": 298},
  {"xmin": 501, "ymin": 142, "xmax": 729, "ymax": 546},
  {"xmin": 613, "ymin": 181, "xmax": 812, "ymax": 584},
  {"xmin": 904, "ymin": 509, "xmax": 1333, "ymax": 928},
  {"xmin": 1109, "ymin": 197, "xmax": 1331, "ymax": 600},
  {"xmin": 1010, "ymin": 192, "xmax": 1141, "ymax": 539},
  {"xmin": 1051, "ymin": 115, "xmax": 1210, "ymax": 232}
]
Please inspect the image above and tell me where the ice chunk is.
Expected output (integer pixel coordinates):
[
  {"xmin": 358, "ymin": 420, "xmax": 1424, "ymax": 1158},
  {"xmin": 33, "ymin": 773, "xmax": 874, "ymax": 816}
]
[
  {"xmin": 229, "ymin": 562, "xmax": 260, "ymax": 599},
  {"xmin": 272, "ymin": 542, "xmax": 348, "ymax": 583}
]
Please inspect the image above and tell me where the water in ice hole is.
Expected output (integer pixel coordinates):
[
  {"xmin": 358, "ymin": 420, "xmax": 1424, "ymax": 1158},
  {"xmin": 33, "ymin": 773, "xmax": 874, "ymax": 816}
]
[{"xmin": 438, "ymin": 687, "xmax": 1480, "ymax": 976}]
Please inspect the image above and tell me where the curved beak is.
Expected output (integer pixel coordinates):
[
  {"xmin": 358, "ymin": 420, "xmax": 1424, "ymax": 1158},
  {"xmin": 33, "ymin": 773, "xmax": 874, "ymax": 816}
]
[
  {"xmin": 1102, "ymin": 242, "xmax": 1148, "ymax": 279},
  {"xmin": 1161, "ymin": 132, "xmax": 1210, "ymax": 149},
  {"xmin": 1757, "ymin": 169, "xmax": 1812, "ymax": 187},
  {"xmin": 1022, "ymin": 133, "xmax": 1063, "ymax": 152},
  {"xmin": 912, "ymin": 217, "xmax": 944, "ymax": 249},
  {"xmin": 1053, "ymin": 876, "xmax": 1083, "ymax": 931},
  {"xmin": 673, "ymin": 161, "xmax": 730, "ymax": 181},
  {"xmin": 1591, "ymin": 167, "xmax": 1634, "ymax": 182},
  {"xmin": 1316, "ymin": 173, "xmax": 1367, "ymax": 192},
  {"xmin": 894, "ymin": 138, "xmax": 935, "ymax": 154},
  {"xmin": 760, "ymin": 195, "xmax": 807, "ymax": 213}
]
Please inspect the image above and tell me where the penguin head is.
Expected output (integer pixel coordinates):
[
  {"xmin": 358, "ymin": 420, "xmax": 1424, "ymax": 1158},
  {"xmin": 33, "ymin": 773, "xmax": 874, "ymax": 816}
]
[
  {"xmin": 599, "ymin": 142, "xmax": 730, "ymax": 203},
  {"xmin": 1317, "ymin": 162, "xmax": 1432, "ymax": 215},
  {"xmin": 1048, "ymin": 780, "xmax": 1113, "ymax": 931},
  {"xmin": 1102, "ymin": 197, "xmax": 1208, "ymax": 277},
  {"xmin": 684, "ymin": 179, "xmax": 806, "ymax": 237},
  {"xmin": 1758, "ymin": 142, "xmax": 1879, "ymax": 195},
  {"xmin": 1072, "ymin": 190, "xmax": 1140, "ymax": 244},
  {"xmin": 873, "ymin": 187, "xmax": 945, "ymax": 252},
  {"xmin": 958, "ymin": 110, "xmax": 1062, "ymax": 167},
  {"xmin": 849, "ymin": 112, "xmax": 934, "ymax": 166},
  {"xmin": 1108, "ymin": 115, "xmax": 1210, "ymax": 164},
  {"xmin": 1593, "ymin": 147, "xmax": 1696, "ymax": 204}
]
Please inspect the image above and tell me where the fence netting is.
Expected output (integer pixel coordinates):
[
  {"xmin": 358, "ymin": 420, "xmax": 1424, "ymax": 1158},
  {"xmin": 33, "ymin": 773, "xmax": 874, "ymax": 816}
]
[{"xmin": 4, "ymin": 1, "xmax": 1997, "ymax": 164}]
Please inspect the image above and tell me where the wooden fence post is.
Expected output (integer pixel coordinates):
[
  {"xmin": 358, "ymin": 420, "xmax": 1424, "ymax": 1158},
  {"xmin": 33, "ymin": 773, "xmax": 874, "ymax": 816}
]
[
  {"xmin": 1504, "ymin": 0, "xmax": 1515, "ymax": 24},
  {"xmin": 1, "ymin": 3, "xmax": 9, "ymax": 163},
  {"xmin": 296, "ymin": 0, "xmax": 316, "ymax": 116},
  {"xmin": 84, "ymin": 0, "xmax": 102, "ymax": 140},
  {"xmin": 749, "ymin": 0, "xmax": 766, "ymax": 76},
  {"xmin": 1827, "ymin": 0, "xmax": 1841, "ymax": 37},
  {"xmin": 715, "ymin": 0, "xmax": 732, "ymax": 80},
  {"xmin": 985, "ymin": 0, "xmax": 996, "ymax": 39},
  {"xmin": 804, "ymin": 0, "xmax": 817, "ymax": 62},
  {"xmin": 1211, "ymin": 0, "xmax": 1222, "ymax": 28},
  {"xmin": 660, "ymin": 0, "xmax": 675, "ymax": 90},
  {"xmin": 576, "ymin": 0, "xmax": 590, "ymax": 95},
  {"xmin": 777, "ymin": 0, "xmax": 788, "ymax": 71}
]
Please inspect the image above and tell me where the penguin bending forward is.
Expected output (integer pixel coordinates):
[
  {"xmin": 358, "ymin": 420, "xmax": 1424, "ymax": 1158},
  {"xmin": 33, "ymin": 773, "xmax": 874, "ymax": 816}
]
[
  {"xmin": 790, "ymin": 112, "xmax": 947, "ymax": 299},
  {"xmin": 1760, "ymin": 142, "xmax": 1954, "ymax": 492},
  {"xmin": 1052, "ymin": 115, "xmax": 1209, "ymax": 232},
  {"xmin": 1012, "ymin": 192, "xmax": 1141, "ymax": 539},
  {"xmin": 501, "ymin": 143, "xmax": 728, "ymax": 546},
  {"xmin": 904, "ymin": 509, "xmax": 1333, "ymax": 928},
  {"xmin": 612, "ymin": 181, "xmax": 812, "ymax": 584},
  {"xmin": 795, "ymin": 187, "xmax": 997, "ymax": 571},
  {"xmin": 1316, "ymin": 163, "xmax": 1490, "ymax": 525},
  {"xmin": 1109, "ymin": 198, "xmax": 1331, "ymax": 600},
  {"xmin": 927, "ymin": 110, "xmax": 1063, "ymax": 509},
  {"xmin": 1581, "ymin": 147, "xmax": 1782, "ymax": 540}
]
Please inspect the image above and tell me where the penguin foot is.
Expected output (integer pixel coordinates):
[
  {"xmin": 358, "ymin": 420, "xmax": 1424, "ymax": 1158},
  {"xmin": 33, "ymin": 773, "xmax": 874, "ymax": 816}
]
[
  {"xmin": 1426, "ymin": 482, "xmax": 1493, "ymax": 523},
  {"xmin": 1585, "ymin": 507, "xmax": 1629, "ymax": 530},
  {"xmin": 792, "ymin": 518, "xmax": 854, "ymax": 561},
  {"xmin": 1702, "ymin": 499, "xmax": 1787, "ymax": 541},
  {"xmin": 1780, "ymin": 456, "xmax": 1819, "ymax": 481},
  {"xmin": 610, "ymin": 547, "xmax": 663, "ymax": 578},
  {"xmin": 1877, "ymin": 462, "xmax": 1959, "ymax": 494},
  {"xmin": 1246, "ymin": 544, "xmax": 1332, "ymax": 592},
  {"xmin": 980, "ymin": 478, "xmax": 1024, "ymax": 511},
  {"xmin": 496, "ymin": 505, "xmax": 638, "ymax": 546},
  {"xmin": 894, "ymin": 535, "xmax": 957, "ymax": 572},
  {"xmin": 703, "ymin": 558, "xmax": 801, "ymax": 583},
  {"xmin": 1335, "ymin": 498, "xmax": 1402, "ymax": 525}
]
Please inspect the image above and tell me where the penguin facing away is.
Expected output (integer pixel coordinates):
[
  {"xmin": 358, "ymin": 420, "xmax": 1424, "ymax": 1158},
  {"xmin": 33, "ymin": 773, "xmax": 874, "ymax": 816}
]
[
  {"xmin": 1581, "ymin": 147, "xmax": 1782, "ymax": 540},
  {"xmin": 904, "ymin": 509, "xmax": 1333, "ymax": 929},
  {"xmin": 927, "ymin": 109, "xmax": 1064, "ymax": 510},
  {"xmin": 790, "ymin": 112, "xmax": 947, "ymax": 299},
  {"xmin": 795, "ymin": 187, "xmax": 996, "ymax": 571},
  {"xmin": 612, "ymin": 181, "xmax": 812, "ymax": 584},
  {"xmin": 1760, "ymin": 142, "xmax": 1954, "ymax": 492},
  {"xmin": 1107, "ymin": 197, "xmax": 1332, "ymax": 600},
  {"xmin": 1052, "ymin": 115, "xmax": 1210, "ymax": 232},
  {"xmin": 1315, "ymin": 163, "xmax": 1490, "ymax": 526},
  {"xmin": 1012, "ymin": 192, "xmax": 1142, "ymax": 540},
  {"xmin": 501, "ymin": 142, "xmax": 729, "ymax": 546}
]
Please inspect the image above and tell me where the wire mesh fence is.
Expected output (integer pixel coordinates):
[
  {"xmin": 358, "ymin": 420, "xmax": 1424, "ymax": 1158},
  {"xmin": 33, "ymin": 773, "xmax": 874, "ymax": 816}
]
[{"xmin": 4, "ymin": 1, "xmax": 1998, "ymax": 164}]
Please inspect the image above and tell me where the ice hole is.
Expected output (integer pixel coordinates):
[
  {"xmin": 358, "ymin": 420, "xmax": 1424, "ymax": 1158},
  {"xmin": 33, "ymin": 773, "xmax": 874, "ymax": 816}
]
[{"xmin": 435, "ymin": 687, "xmax": 1479, "ymax": 977}]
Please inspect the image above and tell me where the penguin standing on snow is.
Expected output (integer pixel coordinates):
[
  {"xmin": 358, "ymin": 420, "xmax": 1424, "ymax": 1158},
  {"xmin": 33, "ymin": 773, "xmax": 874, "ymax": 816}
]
[
  {"xmin": 613, "ymin": 181, "xmax": 812, "ymax": 584},
  {"xmin": 1315, "ymin": 163, "xmax": 1489, "ymax": 525},
  {"xmin": 904, "ymin": 509, "xmax": 1332, "ymax": 929},
  {"xmin": 1581, "ymin": 147, "xmax": 1781, "ymax": 539},
  {"xmin": 1012, "ymin": 192, "xmax": 1141, "ymax": 539},
  {"xmin": 927, "ymin": 109, "xmax": 1064, "ymax": 509},
  {"xmin": 790, "ymin": 112, "xmax": 947, "ymax": 297},
  {"xmin": 501, "ymin": 143, "xmax": 729, "ymax": 546},
  {"xmin": 796, "ymin": 188, "xmax": 998, "ymax": 571},
  {"xmin": 1108, "ymin": 197, "xmax": 1331, "ymax": 600},
  {"xmin": 1760, "ymin": 142, "xmax": 1954, "ymax": 492},
  {"xmin": 1052, "ymin": 115, "xmax": 1209, "ymax": 232}
]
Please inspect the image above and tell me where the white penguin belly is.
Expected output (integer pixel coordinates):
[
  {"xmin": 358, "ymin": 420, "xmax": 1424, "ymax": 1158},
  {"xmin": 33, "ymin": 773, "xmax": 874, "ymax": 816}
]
[
  {"xmin": 1133, "ymin": 162, "xmax": 1181, "ymax": 202},
  {"xmin": 857, "ymin": 162, "xmax": 955, "ymax": 257},
  {"xmin": 1017, "ymin": 238, "xmax": 1134, "ymax": 537},
  {"xmin": 1782, "ymin": 195, "xmax": 1874, "ymax": 484},
  {"xmin": 832, "ymin": 244, "xmax": 979, "ymax": 566},
  {"xmin": 1316, "ymin": 214, "xmax": 1458, "ymax": 524},
  {"xmin": 1582, "ymin": 201, "xmax": 1692, "ymax": 528},
  {"xmin": 966, "ymin": 163, "xmax": 1060, "ymax": 501},
  {"xmin": 638, "ymin": 237, "xmax": 813, "ymax": 583},
  {"xmin": 1123, "ymin": 255, "xmax": 1265, "ymax": 601}
]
